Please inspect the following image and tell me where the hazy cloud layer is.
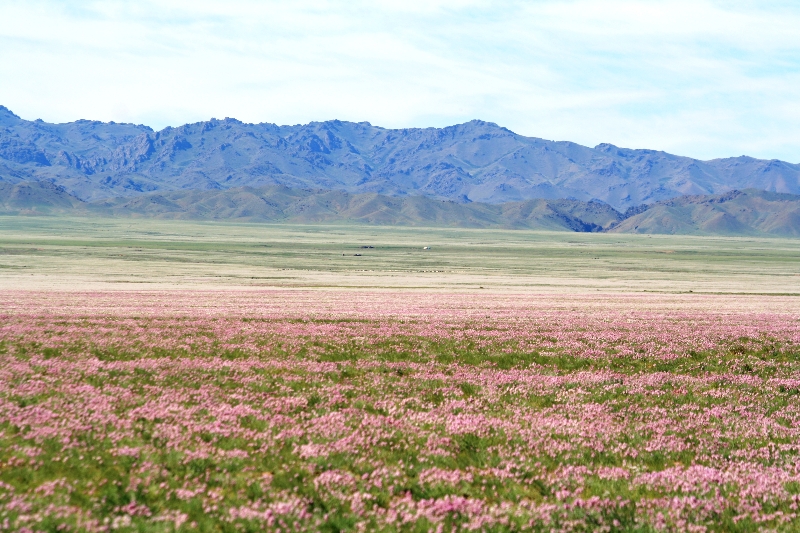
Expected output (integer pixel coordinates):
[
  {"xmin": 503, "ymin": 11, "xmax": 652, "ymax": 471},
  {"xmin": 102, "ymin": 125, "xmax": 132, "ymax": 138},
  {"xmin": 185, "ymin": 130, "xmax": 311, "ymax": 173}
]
[{"xmin": 1, "ymin": 0, "xmax": 798, "ymax": 161}]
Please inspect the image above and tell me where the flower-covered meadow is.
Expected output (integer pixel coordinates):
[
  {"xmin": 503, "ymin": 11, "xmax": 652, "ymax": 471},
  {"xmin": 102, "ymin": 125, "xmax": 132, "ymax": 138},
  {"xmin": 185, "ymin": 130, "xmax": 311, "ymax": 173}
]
[{"xmin": 2, "ymin": 290, "xmax": 800, "ymax": 532}]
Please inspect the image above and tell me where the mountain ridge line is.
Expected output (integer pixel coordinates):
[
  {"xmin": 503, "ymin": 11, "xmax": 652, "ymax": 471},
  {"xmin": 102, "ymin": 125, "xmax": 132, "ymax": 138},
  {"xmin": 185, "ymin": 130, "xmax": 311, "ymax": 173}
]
[{"xmin": 1, "ymin": 105, "xmax": 798, "ymax": 212}]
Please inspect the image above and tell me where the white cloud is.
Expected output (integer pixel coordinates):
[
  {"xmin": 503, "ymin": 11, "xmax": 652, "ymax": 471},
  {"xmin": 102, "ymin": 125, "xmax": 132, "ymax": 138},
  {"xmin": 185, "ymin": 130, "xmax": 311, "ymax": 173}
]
[{"xmin": 0, "ymin": 0, "xmax": 798, "ymax": 161}]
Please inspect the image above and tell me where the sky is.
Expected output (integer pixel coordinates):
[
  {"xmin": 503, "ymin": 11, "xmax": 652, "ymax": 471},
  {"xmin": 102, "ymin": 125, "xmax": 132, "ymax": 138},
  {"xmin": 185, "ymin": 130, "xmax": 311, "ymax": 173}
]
[{"xmin": 0, "ymin": 0, "xmax": 799, "ymax": 162}]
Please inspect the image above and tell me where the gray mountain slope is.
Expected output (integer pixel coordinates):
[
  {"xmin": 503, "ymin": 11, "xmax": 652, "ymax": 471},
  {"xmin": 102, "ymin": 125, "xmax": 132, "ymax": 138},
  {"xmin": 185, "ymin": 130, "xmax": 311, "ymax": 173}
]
[
  {"xmin": 5, "ymin": 180, "xmax": 800, "ymax": 236},
  {"xmin": 0, "ymin": 180, "xmax": 622, "ymax": 230},
  {"xmin": 609, "ymin": 189, "xmax": 800, "ymax": 237},
  {"xmin": 0, "ymin": 180, "xmax": 86, "ymax": 213},
  {"xmin": 1, "ymin": 105, "xmax": 799, "ymax": 210},
  {"xmin": 90, "ymin": 185, "xmax": 624, "ymax": 230}
]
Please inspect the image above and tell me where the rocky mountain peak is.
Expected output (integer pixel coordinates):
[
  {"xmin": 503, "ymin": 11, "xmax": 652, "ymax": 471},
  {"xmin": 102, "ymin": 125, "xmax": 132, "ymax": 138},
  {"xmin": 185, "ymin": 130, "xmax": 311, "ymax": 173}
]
[{"xmin": 0, "ymin": 106, "xmax": 798, "ymax": 209}]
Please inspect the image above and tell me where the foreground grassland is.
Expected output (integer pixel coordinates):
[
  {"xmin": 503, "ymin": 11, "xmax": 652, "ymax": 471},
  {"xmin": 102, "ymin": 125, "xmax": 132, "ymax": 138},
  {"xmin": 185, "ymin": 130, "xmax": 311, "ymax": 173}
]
[
  {"xmin": 0, "ymin": 216, "xmax": 799, "ymax": 292},
  {"xmin": 2, "ymin": 291, "xmax": 800, "ymax": 532},
  {"xmin": 2, "ymin": 217, "xmax": 800, "ymax": 531}
]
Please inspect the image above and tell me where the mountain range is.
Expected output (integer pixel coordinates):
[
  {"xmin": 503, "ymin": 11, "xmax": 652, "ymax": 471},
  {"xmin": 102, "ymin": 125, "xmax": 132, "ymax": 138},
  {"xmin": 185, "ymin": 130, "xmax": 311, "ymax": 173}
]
[
  {"xmin": 3, "ymin": 180, "xmax": 800, "ymax": 237},
  {"xmin": 2, "ymin": 105, "xmax": 799, "ymax": 212}
]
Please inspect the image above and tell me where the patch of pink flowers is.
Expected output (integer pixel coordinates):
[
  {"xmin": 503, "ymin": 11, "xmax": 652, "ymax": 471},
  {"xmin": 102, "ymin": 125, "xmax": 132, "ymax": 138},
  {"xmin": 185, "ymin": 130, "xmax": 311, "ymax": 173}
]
[{"xmin": 0, "ymin": 289, "xmax": 799, "ymax": 531}]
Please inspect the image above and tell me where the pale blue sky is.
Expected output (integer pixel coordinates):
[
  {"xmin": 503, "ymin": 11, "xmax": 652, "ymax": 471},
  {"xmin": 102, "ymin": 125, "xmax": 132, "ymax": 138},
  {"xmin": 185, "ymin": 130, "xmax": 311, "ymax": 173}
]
[{"xmin": 1, "ymin": 0, "xmax": 799, "ymax": 162}]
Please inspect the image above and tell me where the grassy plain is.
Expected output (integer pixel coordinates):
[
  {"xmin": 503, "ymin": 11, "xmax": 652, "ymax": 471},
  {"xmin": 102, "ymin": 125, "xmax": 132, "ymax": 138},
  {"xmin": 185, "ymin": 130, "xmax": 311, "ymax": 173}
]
[
  {"xmin": 0, "ymin": 215, "xmax": 798, "ymax": 293},
  {"xmin": 3, "ymin": 216, "xmax": 800, "ymax": 531}
]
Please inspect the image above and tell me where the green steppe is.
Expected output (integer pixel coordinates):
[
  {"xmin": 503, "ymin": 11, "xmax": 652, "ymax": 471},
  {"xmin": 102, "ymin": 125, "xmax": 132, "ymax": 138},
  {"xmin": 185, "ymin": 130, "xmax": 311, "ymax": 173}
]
[
  {"xmin": 3, "ymin": 216, "xmax": 800, "ymax": 531},
  {"xmin": 0, "ymin": 215, "xmax": 798, "ymax": 293}
]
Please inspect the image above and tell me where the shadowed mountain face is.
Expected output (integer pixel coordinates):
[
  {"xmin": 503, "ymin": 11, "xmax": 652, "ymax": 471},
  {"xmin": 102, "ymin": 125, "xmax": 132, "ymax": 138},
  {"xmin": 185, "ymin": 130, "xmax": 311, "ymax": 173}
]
[
  {"xmin": 4, "ymin": 181, "xmax": 800, "ymax": 237},
  {"xmin": 0, "ymin": 181, "xmax": 623, "ymax": 231},
  {"xmin": 2, "ymin": 106, "xmax": 799, "ymax": 210},
  {"xmin": 609, "ymin": 189, "xmax": 800, "ymax": 237},
  {"xmin": 0, "ymin": 181, "xmax": 84, "ymax": 213}
]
